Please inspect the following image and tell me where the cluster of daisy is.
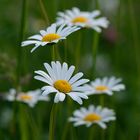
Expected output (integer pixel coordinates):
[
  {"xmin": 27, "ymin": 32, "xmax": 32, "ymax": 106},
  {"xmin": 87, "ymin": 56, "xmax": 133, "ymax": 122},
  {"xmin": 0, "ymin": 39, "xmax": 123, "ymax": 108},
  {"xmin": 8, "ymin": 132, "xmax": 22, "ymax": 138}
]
[
  {"xmin": 21, "ymin": 7, "xmax": 109, "ymax": 52},
  {"xmin": 4, "ymin": 7, "xmax": 125, "ymax": 130},
  {"xmin": 33, "ymin": 61, "xmax": 125, "ymax": 128}
]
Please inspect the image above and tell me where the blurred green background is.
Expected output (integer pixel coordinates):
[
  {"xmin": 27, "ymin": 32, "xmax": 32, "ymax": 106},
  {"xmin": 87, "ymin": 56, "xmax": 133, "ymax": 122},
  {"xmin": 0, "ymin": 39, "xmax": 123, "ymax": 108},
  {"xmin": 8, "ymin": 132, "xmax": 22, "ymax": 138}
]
[{"xmin": 0, "ymin": 0, "xmax": 140, "ymax": 139}]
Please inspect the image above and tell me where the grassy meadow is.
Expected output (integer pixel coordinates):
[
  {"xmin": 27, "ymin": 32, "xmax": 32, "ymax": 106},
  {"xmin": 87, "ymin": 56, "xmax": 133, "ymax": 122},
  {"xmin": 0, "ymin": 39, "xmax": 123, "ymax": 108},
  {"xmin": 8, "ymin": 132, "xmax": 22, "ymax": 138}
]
[{"xmin": 0, "ymin": 0, "xmax": 140, "ymax": 140}]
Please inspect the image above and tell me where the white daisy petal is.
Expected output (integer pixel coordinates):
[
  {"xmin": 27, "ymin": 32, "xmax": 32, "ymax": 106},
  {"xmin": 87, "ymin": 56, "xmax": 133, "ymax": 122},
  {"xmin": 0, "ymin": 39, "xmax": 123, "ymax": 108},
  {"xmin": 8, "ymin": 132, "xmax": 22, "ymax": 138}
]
[
  {"xmin": 97, "ymin": 122, "xmax": 107, "ymax": 129},
  {"xmin": 72, "ymin": 79, "xmax": 89, "ymax": 88},
  {"xmin": 40, "ymin": 30, "xmax": 47, "ymax": 36},
  {"xmin": 44, "ymin": 62, "xmax": 56, "ymax": 81},
  {"xmin": 68, "ymin": 93, "xmax": 83, "ymax": 104},
  {"xmin": 64, "ymin": 65, "xmax": 75, "ymax": 80},
  {"xmin": 30, "ymin": 43, "xmax": 42, "ymax": 52},
  {"xmin": 58, "ymin": 92, "xmax": 66, "ymax": 101},
  {"xmin": 34, "ymin": 75, "xmax": 52, "ymax": 85},
  {"xmin": 61, "ymin": 62, "xmax": 68, "ymax": 79},
  {"xmin": 54, "ymin": 93, "xmax": 60, "ymax": 103},
  {"xmin": 74, "ymin": 121, "xmax": 87, "ymax": 127},
  {"xmin": 70, "ymin": 92, "xmax": 88, "ymax": 99},
  {"xmin": 21, "ymin": 40, "xmax": 40, "ymax": 46},
  {"xmin": 69, "ymin": 72, "xmax": 83, "ymax": 84},
  {"xmin": 28, "ymin": 35, "xmax": 42, "ymax": 40},
  {"xmin": 41, "ymin": 86, "xmax": 57, "ymax": 95},
  {"xmin": 35, "ymin": 70, "xmax": 53, "ymax": 85},
  {"xmin": 91, "ymin": 10, "xmax": 101, "ymax": 18}
]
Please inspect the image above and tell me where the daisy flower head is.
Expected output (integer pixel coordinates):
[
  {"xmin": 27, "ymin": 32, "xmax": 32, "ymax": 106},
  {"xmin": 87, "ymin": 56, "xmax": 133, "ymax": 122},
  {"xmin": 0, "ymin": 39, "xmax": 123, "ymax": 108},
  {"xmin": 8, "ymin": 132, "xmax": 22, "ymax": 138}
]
[
  {"xmin": 34, "ymin": 61, "xmax": 89, "ymax": 104},
  {"xmin": 69, "ymin": 105, "xmax": 116, "ymax": 129},
  {"xmin": 21, "ymin": 23, "xmax": 80, "ymax": 52},
  {"xmin": 56, "ymin": 7, "xmax": 109, "ymax": 32},
  {"xmin": 84, "ymin": 77, "xmax": 125, "ymax": 96},
  {"xmin": 5, "ymin": 89, "xmax": 49, "ymax": 107}
]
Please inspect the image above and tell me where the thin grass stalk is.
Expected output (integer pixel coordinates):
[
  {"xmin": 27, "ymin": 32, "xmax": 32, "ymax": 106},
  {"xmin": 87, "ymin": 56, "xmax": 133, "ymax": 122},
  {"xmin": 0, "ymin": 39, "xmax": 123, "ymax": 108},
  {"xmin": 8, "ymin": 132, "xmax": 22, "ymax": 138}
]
[
  {"xmin": 92, "ymin": 0, "xmax": 100, "ymax": 76},
  {"xmin": 92, "ymin": 32, "xmax": 99, "ymax": 75},
  {"xmin": 61, "ymin": 123, "xmax": 69, "ymax": 140},
  {"xmin": 89, "ymin": 126, "xmax": 94, "ymax": 140},
  {"xmin": 26, "ymin": 109, "xmax": 41, "ymax": 140},
  {"xmin": 16, "ymin": 0, "xmax": 27, "ymax": 87},
  {"xmin": 109, "ymin": 0, "xmax": 122, "ymax": 139},
  {"xmin": 75, "ymin": 31, "xmax": 82, "ymax": 72},
  {"xmin": 128, "ymin": 0, "xmax": 140, "ymax": 86},
  {"xmin": 55, "ymin": 44, "xmax": 62, "ymax": 62},
  {"xmin": 100, "ymin": 95, "xmax": 104, "ymax": 106},
  {"xmin": 109, "ymin": 122, "xmax": 116, "ymax": 140},
  {"xmin": 16, "ymin": 0, "xmax": 27, "ymax": 139},
  {"xmin": 61, "ymin": 98, "xmax": 73, "ymax": 140},
  {"xmin": 64, "ymin": 40, "xmax": 68, "ymax": 62},
  {"xmin": 49, "ymin": 103, "xmax": 57, "ymax": 140},
  {"xmin": 92, "ymin": 1, "xmax": 106, "ymax": 140},
  {"xmin": 52, "ymin": 45, "xmax": 56, "ymax": 60},
  {"xmin": 38, "ymin": 0, "xmax": 50, "ymax": 25},
  {"xmin": 19, "ymin": 104, "xmax": 29, "ymax": 140},
  {"xmin": 101, "ymin": 129, "xmax": 105, "ymax": 140}
]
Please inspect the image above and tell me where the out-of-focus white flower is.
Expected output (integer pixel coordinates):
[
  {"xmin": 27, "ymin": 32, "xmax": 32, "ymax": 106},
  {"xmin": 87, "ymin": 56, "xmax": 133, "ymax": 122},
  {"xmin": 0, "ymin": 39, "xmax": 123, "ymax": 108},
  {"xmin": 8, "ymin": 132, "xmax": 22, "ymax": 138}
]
[
  {"xmin": 84, "ymin": 77, "xmax": 125, "ymax": 96},
  {"xmin": 34, "ymin": 61, "xmax": 89, "ymax": 104},
  {"xmin": 21, "ymin": 23, "xmax": 80, "ymax": 52},
  {"xmin": 5, "ymin": 89, "xmax": 49, "ymax": 107},
  {"xmin": 69, "ymin": 105, "xmax": 116, "ymax": 129},
  {"xmin": 56, "ymin": 7, "xmax": 109, "ymax": 32}
]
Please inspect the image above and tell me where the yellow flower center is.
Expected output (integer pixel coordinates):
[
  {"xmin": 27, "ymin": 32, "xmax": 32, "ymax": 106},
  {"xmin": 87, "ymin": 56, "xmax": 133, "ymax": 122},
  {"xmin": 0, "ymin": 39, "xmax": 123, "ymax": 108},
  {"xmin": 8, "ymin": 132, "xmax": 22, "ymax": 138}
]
[
  {"xmin": 42, "ymin": 33, "xmax": 61, "ymax": 42},
  {"xmin": 84, "ymin": 113, "xmax": 101, "ymax": 122},
  {"xmin": 54, "ymin": 80, "xmax": 72, "ymax": 93},
  {"xmin": 72, "ymin": 16, "xmax": 88, "ymax": 23},
  {"xmin": 95, "ymin": 86, "xmax": 108, "ymax": 91},
  {"xmin": 19, "ymin": 94, "xmax": 32, "ymax": 101}
]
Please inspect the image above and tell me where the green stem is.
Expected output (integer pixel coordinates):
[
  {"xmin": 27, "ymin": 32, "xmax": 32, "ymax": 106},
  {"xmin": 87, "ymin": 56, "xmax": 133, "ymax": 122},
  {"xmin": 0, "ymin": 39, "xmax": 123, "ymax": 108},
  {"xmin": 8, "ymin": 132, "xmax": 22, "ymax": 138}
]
[
  {"xmin": 19, "ymin": 104, "xmax": 29, "ymax": 140},
  {"xmin": 17, "ymin": 0, "xmax": 27, "ymax": 87},
  {"xmin": 64, "ymin": 40, "xmax": 68, "ymax": 62},
  {"xmin": 61, "ymin": 123, "xmax": 69, "ymax": 140},
  {"xmin": 49, "ymin": 104, "xmax": 57, "ymax": 140},
  {"xmin": 75, "ymin": 32, "xmax": 82, "ymax": 71},
  {"xmin": 16, "ymin": 0, "xmax": 27, "ymax": 139},
  {"xmin": 26, "ymin": 109, "xmax": 41, "ymax": 140},
  {"xmin": 109, "ymin": 122, "xmax": 116, "ymax": 140},
  {"xmin": 100, "ymin": 95, "xmax": 104, "ymax": 106},
  {"xmin": 52, "ymin": 45, "xmax": 56, "ymax": 60},
  {"xmin": 92, "ymin": 32, "xmax": 99, "ymax": 76},
  {"xmin": 88, "ymin": 126, "xmax": 94, "ymax": 140},
  {"xmin": 128, "ymin": 0, "xmax": 140, "ymax": 85},
  {"xmin": 92, "ymin": 0, "xmax": 100, "ymax": 76},
  {"xmin": 101, "ymin": 129, "xmax": 105, "ymax": 140},
  {"xmin": 38, "ymin": 0, "xmax": 49, "ymax": 25}
]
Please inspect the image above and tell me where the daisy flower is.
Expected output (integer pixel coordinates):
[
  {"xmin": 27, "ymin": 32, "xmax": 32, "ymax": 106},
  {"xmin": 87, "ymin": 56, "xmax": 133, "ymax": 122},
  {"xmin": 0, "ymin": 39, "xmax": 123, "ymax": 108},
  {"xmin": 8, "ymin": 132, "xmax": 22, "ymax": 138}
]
[
  {"xmin": 21, "ymin": 23, "xmax": 80, "ymax": 52},
  {"xmin": 5, "ymin": 89, "xmax": 49, "ymax": 107},
  {"xmin": 84, "ymin": 77, "xmax": 125, "ymax": 96},
  {"xmin": 69, "ymin": 105, "xmax": 116, "ymax": 129},
  {"xmin": 34, "ymin": 61, "xmax": 89, "ymax": 104},
  {"xmin": 56, "ymin": 7, "xmax": 109, "ymax": 32}
]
